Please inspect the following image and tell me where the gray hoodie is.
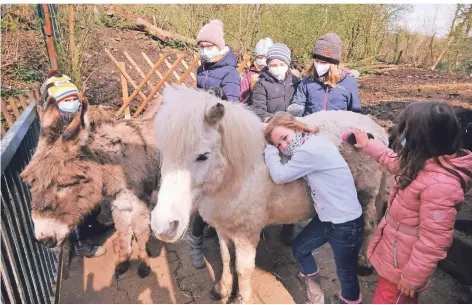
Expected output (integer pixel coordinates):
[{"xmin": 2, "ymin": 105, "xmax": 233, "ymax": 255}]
[{"xmin": 264, "ymin": 134, "xmax": 362, "ymax": 224}]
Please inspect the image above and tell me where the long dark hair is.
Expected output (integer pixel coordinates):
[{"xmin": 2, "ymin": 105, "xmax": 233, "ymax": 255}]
[{"xmin": 392, "ymin": 102, "xmax": 472, "ymax": 191}]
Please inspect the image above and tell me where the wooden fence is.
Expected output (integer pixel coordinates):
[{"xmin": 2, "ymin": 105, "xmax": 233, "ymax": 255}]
[
  {"xmin": 1, "ymin": 86, "xmax": 40, "ymax": 137},
  {"xmin": 105, "ymin": 48, "xmax": 201, "ymax": 118}
]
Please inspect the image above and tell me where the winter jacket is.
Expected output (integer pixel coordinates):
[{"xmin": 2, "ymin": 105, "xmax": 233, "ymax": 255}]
[
  {"xmin": 363, "ymin": 139, "xmax": 472, "ymax": 290},
  {"xmin": 239, "ymin": 65, "xmax": 262, "ymax": 103},
  {"xmin": 291, "ymin": 69, "xmax": 361, "ymax": 115},
  {"xmin": 197, "ymin": 48, "xmax": 241, "ymax": 102},
  {"xmin": 249, "ymin": 68, "xmax": 299, "ymax": 121}
]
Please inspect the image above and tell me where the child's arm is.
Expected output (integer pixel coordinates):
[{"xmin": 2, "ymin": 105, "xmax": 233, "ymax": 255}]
[
  {"xmin": 362, "ymin": 139, "xmax": 400, "ymax": 175},
  {"xmin": 264, "ymin": 145, "xmax": 316, "ymax": 184},
  {"xmin": 400, "ymin": 183, "xmax": 463, "ymax": 290}
]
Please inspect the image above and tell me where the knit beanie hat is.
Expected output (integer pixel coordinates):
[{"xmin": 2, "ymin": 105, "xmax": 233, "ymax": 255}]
[
  {"xmin": 196, "ymin": 19, "xmax": 225, "ymax": 50},
  {"xmin": 266, "ymin": 43, "xmax": 291, "ymax": 66},
  {"xmin": 255, "ymin": 37, "xmax": 273, "ymax": 57},
  {"xmin": 312, "ymin": 33, "xmax": 342, "ymax": 65},
  {"xmin": 41, "ymin": 72, "xmax": 80, "ymax": 103}
]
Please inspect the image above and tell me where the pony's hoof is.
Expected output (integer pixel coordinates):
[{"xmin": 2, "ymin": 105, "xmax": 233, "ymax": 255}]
[
  {"xmin": 357, "ymin": 265, "xmax": 373, "ymax": 276},
  {"xmin": 115, "ymin": 261, "xmax": 130, "ymax": 276},
  {"xmin": 137, "ymin": 262, "xmax": 151, "ymax": 278},
  {"xmin": 227, "ymin": 294, "xmax": 244, "ymax": 304},
  {"xmin": 210, "ymin": 283, "xmax": 229, "ymax": 300}
]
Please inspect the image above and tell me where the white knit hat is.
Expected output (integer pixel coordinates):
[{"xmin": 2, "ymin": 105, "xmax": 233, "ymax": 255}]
[{"xmin": 255, "ymin": 37, "xmax": 273, "ymax": 57}]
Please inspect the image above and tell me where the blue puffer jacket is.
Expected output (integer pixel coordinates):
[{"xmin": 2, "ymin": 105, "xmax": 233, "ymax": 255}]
[
  {"xmin": 291, "ymin": 69, "xmax": 361, "ymax": 115},
  {"xmin": 197, "ymin": 48, "xmax": 241, "ymax": 102}
]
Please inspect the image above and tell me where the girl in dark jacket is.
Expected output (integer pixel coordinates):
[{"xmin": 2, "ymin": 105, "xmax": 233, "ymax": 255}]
[
  {"xmin": 196, "ymin": 19, "xmax": 241, "ymax": 102},
  {"xmin": 289, "ymin": 33, "xmax": 361, "ymax": 116},
  {"xmin": 250, "ymin": 43, "xmax": 299, "ymax": 122}
]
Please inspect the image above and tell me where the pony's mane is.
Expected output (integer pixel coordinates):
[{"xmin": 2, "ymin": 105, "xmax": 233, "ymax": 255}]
[{"xmin": 154, "ymin": 87, "xmax": 265, "ymax": 177}]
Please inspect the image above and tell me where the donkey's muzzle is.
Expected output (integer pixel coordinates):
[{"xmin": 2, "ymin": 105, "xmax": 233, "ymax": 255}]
[
  {"xmin": 151, "ymin": 219, "xmax": 180, "ymax": 240},
  {"xmin": 38, "ymin": 236, "xmax": 57, "ymax": 248}
]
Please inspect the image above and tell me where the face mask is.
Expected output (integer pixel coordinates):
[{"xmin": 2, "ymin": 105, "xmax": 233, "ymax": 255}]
[
  {"xmin": 282, "ymin": 132, "xmax": 305, "ymax": 157},
  {"xmin": 314, "ymin": 62, "xmax": 330, "ymax": 77},
  {"xmin": 400, "ymin": 137, "xmax": 406, "ymax": 147},
  {"xmin": 255, "ymin": 58, "xmax": 267, "ymax": 67},
  {"xmin": 269, "ymin": 65, "xmax": 289, "ymax": 81},
  {"xmin": 199, "ymin": 46, "xmax": 220, "ymax": 62},
  {"xmin": 58, "ymin": 99, "xmax": 81, "ymax": 113}
]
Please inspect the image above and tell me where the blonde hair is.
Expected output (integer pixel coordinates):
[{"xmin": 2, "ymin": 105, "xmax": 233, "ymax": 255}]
[
  {"xmin": 264, "ymin": 112, "xmax": 319, "ymax": 145},
  {"xmin": 305, "ymin": 62, "xmax": 343, "ymax": 87}
]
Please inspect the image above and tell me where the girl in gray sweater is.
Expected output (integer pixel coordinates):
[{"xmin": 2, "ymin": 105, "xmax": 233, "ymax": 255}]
[{"xmin": 264, "ymin": 112, "xmax": 363, "ymax": 304}]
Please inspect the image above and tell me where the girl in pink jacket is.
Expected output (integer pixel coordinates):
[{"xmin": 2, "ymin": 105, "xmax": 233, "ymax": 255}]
[{"xmin": 351, "ymin": 102, "xmax": 472, "ymax": 304}]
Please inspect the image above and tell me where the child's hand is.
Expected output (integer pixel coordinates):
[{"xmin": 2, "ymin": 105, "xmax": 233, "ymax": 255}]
[
  {"xmin": 397, "ymin": 278, "xmax": 415, "ymax": 298},
  {"xmin": 353, "ymin": 129, "xmax": 369, "ymax": 149}
]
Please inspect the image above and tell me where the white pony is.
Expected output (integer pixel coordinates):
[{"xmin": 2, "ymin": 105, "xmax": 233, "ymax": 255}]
[{"xmin": 151, "ymin": 87, "xmax": 389, "ymax": 303}]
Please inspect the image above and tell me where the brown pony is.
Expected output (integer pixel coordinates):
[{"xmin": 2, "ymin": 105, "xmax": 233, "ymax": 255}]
[{"xmin": 21, "ymin": 96, "xmax": 161, "ymax": 278}]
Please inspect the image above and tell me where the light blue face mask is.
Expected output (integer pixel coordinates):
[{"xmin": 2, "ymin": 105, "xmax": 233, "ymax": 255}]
[
  {"xmin": 199, "ymin": 46, "xmax": 220, "ymax": 62},
  {"xmin": 58, "ymin": 99, "xmax": 81, "ymax": 113},
  {"xmin": 400, "ymin": 137, "xmax": 406, "ymax": 147}
]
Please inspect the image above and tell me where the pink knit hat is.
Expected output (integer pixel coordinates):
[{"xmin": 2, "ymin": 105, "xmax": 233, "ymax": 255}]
[{"xmin": 196, "ymin": 19, "xmax": 225, "ymax": 50}]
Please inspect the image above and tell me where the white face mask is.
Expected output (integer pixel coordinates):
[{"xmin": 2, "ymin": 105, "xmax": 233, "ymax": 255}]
[
  {"xmin": 314, "ymin": 62, "xmax": 330, "ymax": 77},
  {"xmin": 269, "ymin": 65, "xmax": 289, "ymax": 81},
  {"xmin": 59, "ymin": 99, "xmax": 81, "ymax": 113},
  {"xmin": 255, "ymin": 58, "xmax": 267, "ymax": 67},
  {"xmin": 199, "ymin": 46, "xmax": 220, "ymax": 62}
]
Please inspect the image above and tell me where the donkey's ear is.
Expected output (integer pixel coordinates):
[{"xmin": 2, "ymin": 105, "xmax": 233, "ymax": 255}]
[
  {"xmin": 62, "ymin": 95, "xmax": 89, "ymax": 141},
  {"xmin": 41, "ymin": 96, "xmax": 61, "ymax": 129},
  {"xmin": 205, "ymin": 103, "xmax": 225, "ymax": 126}
]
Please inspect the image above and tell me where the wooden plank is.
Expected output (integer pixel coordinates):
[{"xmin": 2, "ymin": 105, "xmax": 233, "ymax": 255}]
[
  {"xmin": 18, "ymin": 95, "xmax": 28, "ymax": 109},
  {"xmin": 178, "ymin": 56, "xmax": 201, "ymax": 85},
  {"xmin": 26, "ymin": 92, "xmax": 35, "ymax": 103},
  {"xmin": 162, "ymin": 54, "xmax": 182, "ymax": 82},
  {"xmin": 133, "ymin": 55, "xmax": 183, "ymax": 118},
  {"xmin": 116, "ymin": 54, "xmax": 166, "ymax": 117},
  {"xmin": 32, "ymin": 84, "xmax": 40, "ymax": 101},
  {"xmin": 123, "ymin": 51, "xmax": 154, "ymax": 89},
  {"xmin": 142, "ymin": 52, "xmax": 170, "ymax": 87},
  {"xmin": 119, "ymin": 62, "xmax": 131, "ymax": 119},
  {"xmin": 181, "ymin": 58, "xmax": 196, "ymax": 82},
  {"xmin": 1, "ymin": 100, "xmax": 14, "ymax": 128},
  {"xmin": 1, "ymin": 123, "xmax": 6, "ymax": 136},
  {"xmin": 104, "ymin": 48, "xmax": 149, "ymax": 102},
  {"xmin": 8, "ymin": 97, "xmax": 21, "ymax": 118}
]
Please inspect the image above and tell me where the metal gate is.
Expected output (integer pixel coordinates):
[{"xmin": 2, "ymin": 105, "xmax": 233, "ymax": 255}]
[{"xmin": 1, "ymin": 102, "xmax": 62, "ymax": 303}]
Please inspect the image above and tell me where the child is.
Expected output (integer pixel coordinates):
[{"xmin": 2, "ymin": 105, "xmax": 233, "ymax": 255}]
[
  {"xmin": 239, "ymin": 37, "xmax": 273, "ymax": 103},
  {"xmin": 264, "ymin": 112, "xmax": 363, "ymax": 304},
  {"xmin": 196, "ymin": 20, "xmax": 241, "ymax": 102},
  {"xmin": 350, "ymin": 102, "xmax": 472, "ymax": 303},
  {"xmin": 289, "ymin": 33, "xmax": 361, "ymax": 116},
  {"xmin": 250, "ymin": 43, "xmax": 299, "ymax": 122}
]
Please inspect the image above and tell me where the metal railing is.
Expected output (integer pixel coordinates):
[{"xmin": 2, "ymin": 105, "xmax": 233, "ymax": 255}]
[{"xmin": 1, "ymin": 102, "xmax": 61, "ymax": 304}]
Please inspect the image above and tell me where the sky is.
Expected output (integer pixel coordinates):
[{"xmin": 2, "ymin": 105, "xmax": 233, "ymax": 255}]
[{"xmin": 399, "ymin": 4, "xmax": 457, "ymax": 37}]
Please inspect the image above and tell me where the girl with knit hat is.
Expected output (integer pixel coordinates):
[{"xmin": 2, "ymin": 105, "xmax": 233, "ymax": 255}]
[
  {"xmin": 196, "ymin": 19, "xmax": 241, "ymax": 102},
  {"xmin": 239, "ymin": 37, "xmax": 273, "ymax": 103},
  {"xmin": 288, "ymin": 33, "xmax": 361, "ymax": 117},
  {"xmin": 249, "ymin": 43, "xmax": 299, "ymax": 122}
]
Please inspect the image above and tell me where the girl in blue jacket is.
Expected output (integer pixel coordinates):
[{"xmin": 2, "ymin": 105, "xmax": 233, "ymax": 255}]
[{"xmin": 289, "ymin": 33, "xmax": 362, "ymax": 116}]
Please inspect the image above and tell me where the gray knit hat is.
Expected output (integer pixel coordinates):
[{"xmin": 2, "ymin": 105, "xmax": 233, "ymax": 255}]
[
  {"xmin": 266, "ymin": 43, "xmax": 291, "ymax": 66},
  {"xmin": 313, "ymin": 33, "xmax": 342, "ymax": 65}
]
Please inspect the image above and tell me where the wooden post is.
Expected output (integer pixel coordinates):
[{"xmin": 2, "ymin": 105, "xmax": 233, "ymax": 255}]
[
  {"xmin": 8, "ymin": 97, "xmax": 21, "ymax": 118},
  {"xmin": 104, "ymin": 48, "xmax": 149, "ymax": 102},
  {"xmin": 181, "ymin": 58, "xmax": 196, "ymax": 82},
  {"xmin": 116, "ymin": 55, "xmax": 166, "ymax": 117},
  {"xmin": 1, "ymin": 123, "xmax": 6, "ymax": 136},
  {"xmin": 142, "ymin": 52, "xmax": 170, "ymax": 87},
  {"xmin": 1, "ymin": 101, "xmax": 14, "ymax": 128},
  {"xmin": 133, "ymin": 55, "xmax": 183, "ymax": 118},
  {"xmin": 42, "ymin": 4, "xmax": 58, "ymax": 70},
  {"xmin": 177, "ymin": 56, "xmax": 201, "ymax": 85},
  {"xmin": 123, "ymin": 51, "xmax": 153, "ymax": 89},
  {"xmin": 18, "ymin": 95, "xmax": 28, "ymax": 109},
  {"xmin": 119, "ymin": 62, "xmax": 131, "ymax": 119},
  {"xmin": 162, "ymin": 55, "xmax": 182, "ymax": 83}
]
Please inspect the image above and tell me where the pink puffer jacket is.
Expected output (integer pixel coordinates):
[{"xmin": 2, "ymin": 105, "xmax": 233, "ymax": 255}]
[{"xmin": 363, "ymin": 140, "xmax": 472, "ymax": 290}]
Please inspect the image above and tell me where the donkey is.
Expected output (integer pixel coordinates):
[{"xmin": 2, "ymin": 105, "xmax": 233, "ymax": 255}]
[
  {"xmin": 150, "ymin": 87, "xmax": 390, "ymax": 303},
  {"xmin": 21, "ymin": 96, "xmax": 161, "ymax": 278}
]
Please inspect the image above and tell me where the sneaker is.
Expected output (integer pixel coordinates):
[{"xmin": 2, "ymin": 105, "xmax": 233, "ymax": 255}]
[
  {"xmin": 298, "ymin": 272, "xmax": 325, "ymax": 304},
  {"xmin": 189, "ymin": 234, "xmax": 205, "ymax": 269},
  {"xmin": 74, "ymin": 240, "xmax": 107, "ymax": 258}
]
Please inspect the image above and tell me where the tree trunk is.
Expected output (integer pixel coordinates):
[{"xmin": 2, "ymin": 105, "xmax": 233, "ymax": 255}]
[
  {"xmin": 431, "ymin": 36, "xmax": 454, "ymax": 70},
  {"xmin": 136, "ymin": 17, "xmax": 196, "ymax": 46}
]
